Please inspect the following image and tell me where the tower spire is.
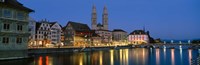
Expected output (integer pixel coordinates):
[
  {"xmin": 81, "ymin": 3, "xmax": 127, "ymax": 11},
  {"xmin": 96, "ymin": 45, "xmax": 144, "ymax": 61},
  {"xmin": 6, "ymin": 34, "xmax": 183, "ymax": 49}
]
[
  {"xmin": 92, "ymin": 5, "xmax": 97, "ymax": 13},
  {"xmin": 92, "ymin": 5, "xmax": 97, "ymax": 30},
  {"xmin": 103, "ymin": 5, "xmax": 108, "ymax": 14},
  {"xmin": 102, "ymin": 5, "xmax": 108, "ymax": 30}
]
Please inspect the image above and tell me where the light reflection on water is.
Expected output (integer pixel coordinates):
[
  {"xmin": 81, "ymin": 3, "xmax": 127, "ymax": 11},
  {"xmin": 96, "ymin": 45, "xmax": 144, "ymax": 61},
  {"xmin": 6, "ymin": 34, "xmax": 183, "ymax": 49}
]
[
  {"xmin": 188, "ymin": 49, "xmax": 192, "ymax": 65},
  {"xmin": 0, "ymin": 48, "xmax": 199, "ymax": 65},
  {"xmin": 171, "ymin": 49, "xmax": 175, "ymax": 65},
  {"xmin": 156, "ymin": 49, "xmax": 160, "ymax": 65}
]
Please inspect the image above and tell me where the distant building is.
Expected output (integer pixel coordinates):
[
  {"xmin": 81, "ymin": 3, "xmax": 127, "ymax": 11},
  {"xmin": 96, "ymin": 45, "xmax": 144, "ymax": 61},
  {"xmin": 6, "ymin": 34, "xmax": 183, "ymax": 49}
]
[
  {"xmin": 0, "ymin": 0, "xmax": 34, "ymax": 50},
  {"xmin": 95, "ymin": 29, "xmax": 112, "ymax": 44},
  {"xmin": 128, "ymin": 30, "xmax": 149, "ymax": 44},
  {"xmin": 63, "ymin": 21, "xmax": 91, "ymax": 46},
  {"xmin": 49, "ymin": 22, "xmax": 62, "ymax": 45},
  {"xmin": 112, "ymin": 29, "xmax": 127, "ymax": 44},
  {"xmin": 28, "ymin": 18, "xmax": 36, "ymax": 46},
  {"xmin": 91, "ymin": 5, "xmax": 108, "ymax": 30},
  {"xmin": 91, "ymin": 5, "xmax": 112, "ymax": 44},
  {"xmin": 35, "ymin": 20, "xmax": 52, "ymax": 46},
  {"xmin": 90, "ymin": 30, "xmax": 101, "ymax": 46}
]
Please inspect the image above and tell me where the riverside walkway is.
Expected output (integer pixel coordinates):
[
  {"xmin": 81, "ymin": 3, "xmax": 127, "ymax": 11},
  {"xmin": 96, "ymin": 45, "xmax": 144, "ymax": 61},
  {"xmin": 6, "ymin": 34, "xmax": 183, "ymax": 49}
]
[{"xmin": 28, "ymin": 43, "xmax": 200, "ymax": 54}]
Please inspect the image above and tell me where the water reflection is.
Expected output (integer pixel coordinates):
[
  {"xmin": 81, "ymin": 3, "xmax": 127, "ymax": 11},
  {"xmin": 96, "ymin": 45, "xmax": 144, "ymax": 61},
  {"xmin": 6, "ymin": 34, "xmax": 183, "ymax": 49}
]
[
  {"xmin": 38, "ymin": 56, "xmax": 42, "ymax": 65},
  {"xmin": 180, "ymin": 48, "xmax": 183, "ymax": 64},
  {"xmin": 79, "ymin": 55, "xmax": 83, "ymax": 65},
  {"xmin": 129, "ymin": 48, "xmax": 148, "ymax": 65},
  {"xmin": 156, "ymin": 49, "xmax": 160, "ymax": 65},
  {"xmin": 99, "ymin": 51, "xmax": 103, "ymax": 65},
  {"xmin": 188, "ymin": 49, "xmax": 192, "ymax": 65},
  {"xmin": 119, "ymin": 49, "xmax": 129, "ymax": 65},
  {"xmin": 163, "ymin": 48, "xmax": 166, "ymax": 62},
  {"xmin": 110, "ymin": 50, "xmax": 114, "ymax": 65},
  {"xmin": 171, "ymin": 49, "xmax": 175, "ymax": 65},
  {"xmin": 37, "ymin": 56, "xmax": 53, "ymax": 65},
  {"xmin": 2, "ymin": 48, "xmax": 198, "ymax": 65}
]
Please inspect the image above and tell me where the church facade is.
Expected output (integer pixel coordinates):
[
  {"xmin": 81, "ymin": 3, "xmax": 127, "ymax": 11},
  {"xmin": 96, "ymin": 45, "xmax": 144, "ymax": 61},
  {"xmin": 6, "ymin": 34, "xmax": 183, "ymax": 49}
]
[{"xmin": 91, "ymin": 5, "xmax": 112, "ymax": 44}]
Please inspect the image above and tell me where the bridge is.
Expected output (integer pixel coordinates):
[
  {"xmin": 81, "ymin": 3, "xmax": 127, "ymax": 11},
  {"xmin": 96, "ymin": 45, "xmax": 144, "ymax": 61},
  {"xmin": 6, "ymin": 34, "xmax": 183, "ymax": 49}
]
[{"xmin": 134, "ymin": 43, "xmax": 200, "ymax": 49}]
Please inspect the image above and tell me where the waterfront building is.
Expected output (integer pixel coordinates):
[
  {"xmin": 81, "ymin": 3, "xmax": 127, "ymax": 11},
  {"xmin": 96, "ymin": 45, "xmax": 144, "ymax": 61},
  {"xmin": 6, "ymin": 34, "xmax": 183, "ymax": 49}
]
[
  {"xmin": 95, "ymin": 29, "xmax": 112, "ymax": 44},
  {"xmin": 49, "ymin": 22, "xmax": 62, "ymax": 45},
  {"xmin": 28, "ymin": 18, "xmax": 36, "ymax": 46},
  {"xmin": 35, "ymin": 20, "xmax": 51, "ymax": 46},
  {"xmin": 112, "ymin": 29, "xmax": 127, "ymax": 45},
  {"xmin": 0, "ymin": 0, "xmax": 34, "ymax": 50},
  {"xmin": 128, "ymin": 30, "xmax": 149, "ymax": 44},
  {"xmin": 91, "ymin": 5, "xmax": 112, "ymax": 44},
  {"xmin": 60, "ymin": 28, "xmax": 65, "ymax": 44},
  {"xmin": 63, "ymin": 21, "xmax": 91, "ymax": 46},
  {"xmin": 90, "ymin": 30, "xmax": 101, "ymax": 46}
]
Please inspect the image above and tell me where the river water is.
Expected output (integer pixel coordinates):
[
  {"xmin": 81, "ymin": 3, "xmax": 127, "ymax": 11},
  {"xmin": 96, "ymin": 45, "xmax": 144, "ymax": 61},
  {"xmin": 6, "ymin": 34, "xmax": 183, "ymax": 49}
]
[{"xmin": 0, "ymin": 48, "xmax": 199, "ymax": 65}]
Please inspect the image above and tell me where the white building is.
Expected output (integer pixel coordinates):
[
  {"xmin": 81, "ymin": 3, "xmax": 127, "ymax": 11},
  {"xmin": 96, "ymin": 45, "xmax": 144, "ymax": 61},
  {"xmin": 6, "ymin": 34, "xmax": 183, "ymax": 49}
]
[
  {"xmin": 49, "ymin": 22, "xmax": 62, "ymax": 45},
  {"xmin": 128, "ymin": 30, "xmax": 149, "ymax": 44},
  {"xmin": 112, "ymin": 29, "xmax": 127, "ymax": 45},
  {"xmin": 35, "ymin": 20, "xmax": 51, "ymax": 46}
]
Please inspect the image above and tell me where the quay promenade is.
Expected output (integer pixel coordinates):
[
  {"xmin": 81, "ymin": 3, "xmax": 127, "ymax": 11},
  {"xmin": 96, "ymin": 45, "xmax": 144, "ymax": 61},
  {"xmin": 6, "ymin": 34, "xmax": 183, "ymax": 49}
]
[
  {"xmin": 1, "ymin": 43, "xmax": 199, "ymax": 61},
  {"xmin": 28, "ymin": 43, "xmax": 200, "ymax": 54},
  {"xmin": 28, "ymin": 45, "xmax": 128, "ymax": 54}
]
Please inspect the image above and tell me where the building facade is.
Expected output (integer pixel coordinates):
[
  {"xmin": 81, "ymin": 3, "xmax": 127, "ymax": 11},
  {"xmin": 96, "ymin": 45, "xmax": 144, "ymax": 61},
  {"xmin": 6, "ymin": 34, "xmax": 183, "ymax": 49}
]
[
  {"xmin": 64, "ymin": 21, "xmax": 91, "ymax": 46},
  {"xmin": 35, "ymin": 20, "xmax": 51, "ymax": 46},
  {"xmin": 28, "ymin": 18, "xmax": 36, "ymax": 46},
  {"xmin": 91, "ymin": 5, "xmax": 108, "ymax": 30},
  {"xmin": 0, "ymin": 0, "xmax": 34, "ymax": 50},
  {"xmin": 112, "ymin": 29, "xmax": 127, "ymax": 45},
  {"xmin": 91, "ymin": 5, "xmax": 112, "ymax": 44},
  {"xmin": 95, "ymin": 29, "xmax": 112, "ymax": 44},
  {"xmin": 61, "ymin": 28, "xmax": 65, "ymax": 44},
  {"xmin": 49, "ymin": 22, "xmax": 62, "ymax": 45},
  {"xmin": 128, "ymin": 30, "xmax": 149, "ymax": 44}
]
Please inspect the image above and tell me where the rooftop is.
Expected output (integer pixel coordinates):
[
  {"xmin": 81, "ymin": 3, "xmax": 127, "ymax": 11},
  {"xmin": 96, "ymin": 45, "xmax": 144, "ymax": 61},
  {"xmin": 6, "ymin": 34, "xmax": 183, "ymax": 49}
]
[
  {"xmin": 113, "ymin": 29, "xmax": 127, "ymax": 33},
  {"xmin": 129, "ymin": 30, "xmax": 147, "ymax": 35},
  {"xmin": 0, "ymin": 0, "xmax": 34, "ymax": 12}
]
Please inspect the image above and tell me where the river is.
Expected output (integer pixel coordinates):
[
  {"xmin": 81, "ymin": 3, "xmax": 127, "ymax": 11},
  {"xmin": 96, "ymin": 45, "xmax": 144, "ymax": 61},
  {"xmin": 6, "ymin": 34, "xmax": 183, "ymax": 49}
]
[{"xmin": 0, "ymin": 48, "xmax": 199, "ymax": 65}]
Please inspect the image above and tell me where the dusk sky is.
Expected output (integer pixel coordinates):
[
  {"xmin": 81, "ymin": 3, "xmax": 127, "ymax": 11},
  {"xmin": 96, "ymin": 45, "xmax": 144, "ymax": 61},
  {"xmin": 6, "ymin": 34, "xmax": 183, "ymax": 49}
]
[{"xmin": 18, "ymin": 0, "xmax": 200, "ymax": 40}]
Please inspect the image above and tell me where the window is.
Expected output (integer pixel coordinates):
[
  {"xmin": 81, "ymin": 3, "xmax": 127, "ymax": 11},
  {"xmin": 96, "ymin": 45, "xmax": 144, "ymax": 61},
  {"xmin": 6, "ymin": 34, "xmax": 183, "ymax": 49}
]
[
  {"xmin": 3, "ymin": 23, "xmax": 10, "ymax": 30},
  {"xmin": 2, "ymin": 37, "xmax": 9, "ymax": 44},
  {"xmin": 0, "ymin": 0, "xmax": 5, "ymax": 2},
  {"xmin": 3, "ymin": 9, "xmax": 12, "ymax": 18},
  {"xmin": 17, "ymin": 12, "xmax": 24, "ymax": 20},
  {"xmin": 16, "ymin": 37, "xmax": 22, "ymax": 44},
  {"xmin": 17, "ymin": 25, "xmax": 23, "ymax": 31}
]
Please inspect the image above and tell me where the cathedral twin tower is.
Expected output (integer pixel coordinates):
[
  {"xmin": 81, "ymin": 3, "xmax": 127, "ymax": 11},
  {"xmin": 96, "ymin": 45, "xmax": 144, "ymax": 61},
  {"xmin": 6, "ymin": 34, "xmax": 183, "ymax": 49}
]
[{"xmin": 91, "ymin": 5, "xmax": 108, "ymax": 30}]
